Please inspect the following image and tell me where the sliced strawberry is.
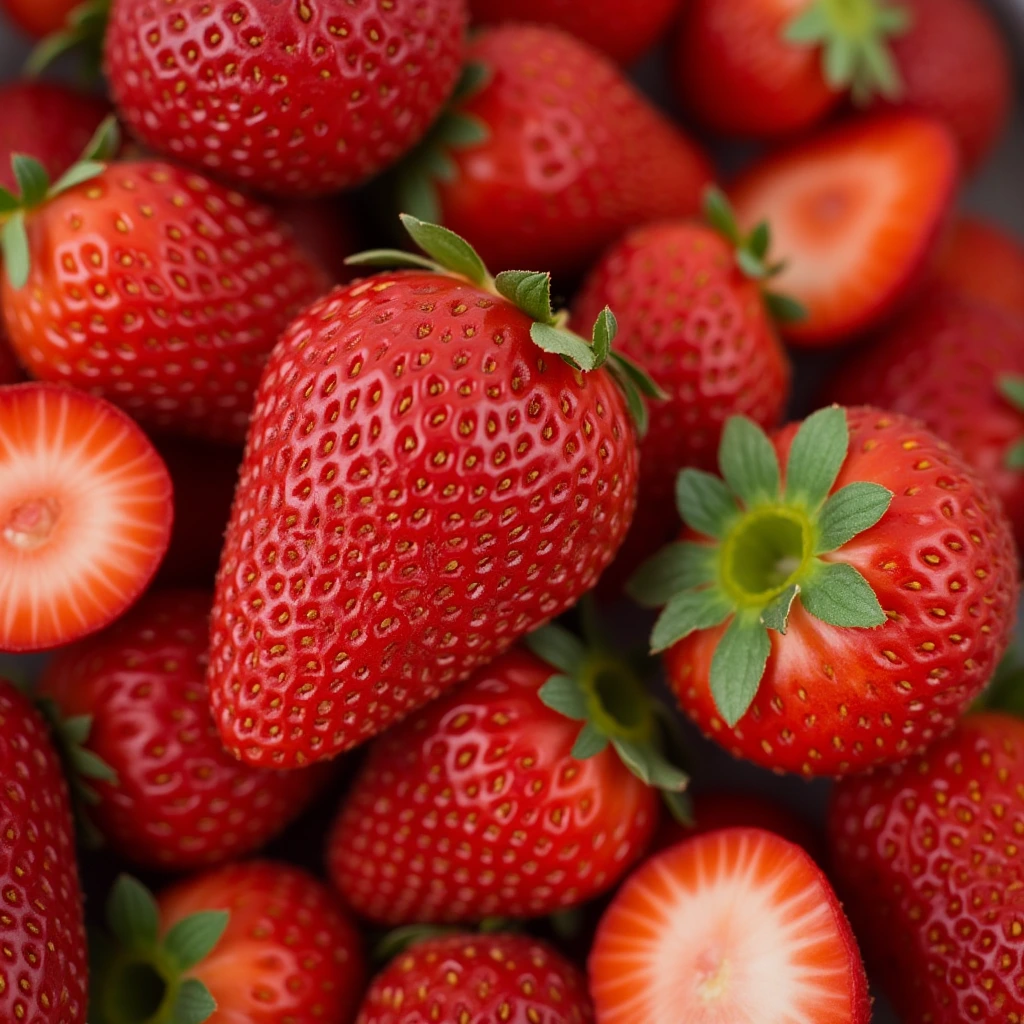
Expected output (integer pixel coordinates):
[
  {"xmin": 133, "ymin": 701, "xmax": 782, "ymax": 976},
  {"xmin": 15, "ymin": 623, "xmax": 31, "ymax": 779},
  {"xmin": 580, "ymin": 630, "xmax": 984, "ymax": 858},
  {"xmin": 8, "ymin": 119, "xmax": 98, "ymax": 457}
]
[
  {"xmin": 0, "ymin": 383, "xmax": 173, "ymax": 651},
  {"xmin": 730, "ymin": 113, "xmax": 958, "ymax": 346},
  {"xmin": 589, "ymin": 828, "xmax": 871, "ymax": 1024}
]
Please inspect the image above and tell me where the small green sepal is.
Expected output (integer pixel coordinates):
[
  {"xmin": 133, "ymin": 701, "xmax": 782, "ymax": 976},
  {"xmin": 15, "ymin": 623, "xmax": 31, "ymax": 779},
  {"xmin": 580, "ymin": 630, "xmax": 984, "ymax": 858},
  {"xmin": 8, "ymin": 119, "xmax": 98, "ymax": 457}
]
[
  {"xmin": 998, "ymin": 375, "xmax": 1024, "ymax": 471},
  {"xmin": 26, "ymin": 0, "xmax": 110, "ymax": 77}
]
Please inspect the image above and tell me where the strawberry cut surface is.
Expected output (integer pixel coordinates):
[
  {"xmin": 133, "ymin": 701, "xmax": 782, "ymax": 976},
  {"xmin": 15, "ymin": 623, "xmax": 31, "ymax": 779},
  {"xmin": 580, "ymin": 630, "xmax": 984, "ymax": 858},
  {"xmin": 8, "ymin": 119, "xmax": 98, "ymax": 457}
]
[
  {"xmin": 590, "ymin": 827, "xmax": 870, "ymax": 1024},
  {"xmin": 0, "ymin": 384, "xmax": 172, "ymax": 652}
]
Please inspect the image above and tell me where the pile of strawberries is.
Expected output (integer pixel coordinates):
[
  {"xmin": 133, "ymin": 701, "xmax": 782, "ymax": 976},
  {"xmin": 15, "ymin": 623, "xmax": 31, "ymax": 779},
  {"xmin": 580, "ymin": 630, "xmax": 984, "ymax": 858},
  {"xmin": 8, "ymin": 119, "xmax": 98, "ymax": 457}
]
[{"xmin": 1, "ymin": 1, "xmax": 1023, "ymax": 1022}]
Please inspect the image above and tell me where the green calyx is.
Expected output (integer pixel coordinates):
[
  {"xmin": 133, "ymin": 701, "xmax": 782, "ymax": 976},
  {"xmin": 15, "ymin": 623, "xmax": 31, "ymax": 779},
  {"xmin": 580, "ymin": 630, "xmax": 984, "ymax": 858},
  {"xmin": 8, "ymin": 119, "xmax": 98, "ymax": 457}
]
[
  {"xmin": 703, "ymin": 187, "xmax": 807, "ymax": 325},
  {"xmin": 629, "ymin": 406, "xmax": 894, "ymax": 727},
  {"xmin": 524, "ymin": 614, "xmax": 690, "ymax": 821},
  {"xmin": 998, "ymin": 374, "xmax": 1024, "ymax": 470},
  {"xmin": 90, "ymin": 876, "xmax": 228, "ymax": 1024},
  {"xmin": 784, "ymin": 0, "xmax": 911, "ymax": 104},
  {"xmin": 0, "ymin": 115, "xmax": 119, "ymax": 290},
  {"xmin": 26, "ymin": 0, "xmax": 110, "ymax": 77},
  {"xmin": 346, "ymin": 214, "xmax": 664, "ymax": 435}
]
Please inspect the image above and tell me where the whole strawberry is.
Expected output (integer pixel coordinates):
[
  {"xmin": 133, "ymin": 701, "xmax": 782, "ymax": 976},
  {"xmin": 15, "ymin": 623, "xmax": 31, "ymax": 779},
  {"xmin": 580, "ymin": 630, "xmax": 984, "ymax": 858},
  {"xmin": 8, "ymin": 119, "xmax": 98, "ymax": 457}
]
[
  {"xmin": 828, "ymin": 712, "xmax": 1024, "ymax": 1024},
  {"xmin": 574, "ymin": 191, "xmax": 792, "ymax": 591},
  {"xmin": 39, "ymin": 590, "xmax": 332, "ymax": 870},
  {"xmin": 208, "ymin": 217, "xmax": 652, "ymax": 767},
  {"xmin": 90, "ymin": 864, "xmax": 364, "ymax": 1023},
  {"xmin": 328, "ymin": 619, "xmax": 683, "ymax": 923},
  {"xmin": 357, "ymin": 933, "xmax": 592, "ymax": 1023},
  {"xmin": 827, "ymin": 288, "xmax": 1024, "ymax": 550},
  {"xmin": 104, "ymin": 0, "xmax": 467, "ymax": 197},
  {"xmin": 632, "ymin": 406, "xmax": 1018, "ymax": 776},
  {"xmin": 399, "ymin": 24, "xmax": 713, "ymax": 277},
  {"xmin": 0, "ymin": 679, "xmax": 87, "ymax": 1024},
  {"xmin": 0, "ymin": 132, "xmax": 329, "ymax": 443}
]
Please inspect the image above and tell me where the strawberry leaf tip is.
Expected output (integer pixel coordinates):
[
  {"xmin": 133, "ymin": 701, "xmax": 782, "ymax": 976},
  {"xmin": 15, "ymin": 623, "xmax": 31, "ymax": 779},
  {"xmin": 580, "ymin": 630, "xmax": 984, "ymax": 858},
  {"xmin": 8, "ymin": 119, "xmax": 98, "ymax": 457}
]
[
  {"xmin": 997, "ymin": 375, "xmax": 1024, "ymax": 470},
  {"xmin": 26, "ymin": 0, "xmax": 110, "ymax": 77},
  {"xmin": 632, "ymin": 406, "xmax": 893, "ymax": 726}
]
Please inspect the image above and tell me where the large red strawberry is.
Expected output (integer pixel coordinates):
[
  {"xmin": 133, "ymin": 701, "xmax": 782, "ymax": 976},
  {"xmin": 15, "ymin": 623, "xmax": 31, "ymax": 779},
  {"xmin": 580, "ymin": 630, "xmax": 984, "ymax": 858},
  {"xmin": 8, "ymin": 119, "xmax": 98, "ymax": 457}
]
[
  {"xmin": 39, "ymin": 590, "xmax": 332, "ymax": 871},
  {"xmin": 103, "ymin": 0, "xmax": 467, "ymax": 198},
  {"xmin": 208, "ymin": 217, "xmax": 653, "ymax": 767},
  {"xmin": 0, "ymin": 0, "xmax": 79, "ymax": 38},
  {"xmin": 935, "ymin": 215, "xmax": 1024, "ymax": 320},
  {"xmin": 573, "ymin": 192, "xmax": 792, "ymax": 591},
  {"xmin": 826, "ymin": 287, "xmax": 1024, "ymax": 550},
  {"xmin": 328, "ymin": 617, "xmax": 683, "ymax": 924},
  {"xmin": 0, "ymin": 679, "xmax": 87, "ymax": 1024},
  {"xmin": 0, "ymin": 383, "xmax": 172, "ymax": 652},
  {"xmin": 631, "ymin": 406, "xmax": 1018, "ymax": 777},
  {"xmin": 0, "ymin": 138, "xmax": 330, "ymax": 443},
  {"xmin": 397, "ymin": 24, "xmax": 713, "ymax": 278},
  {"xmin": 590, "ymin": 828, "xmax": 871, "ymax": 1023},
  {"xmin": 729, "ymin": 113, "xmax": 958, "ymax": 346},
  {"xmin": 468, "ymin": 0, "xmax": 680, "ymax": 65},
  {"xmin": 357, "ymin": 932, "xmax": 593, "ymax": 1023},
  {"xmin": 828, "ymin": 712, "xmax": 1024, "ymax": 1024},
  {"xmin": 91, "ymin": 863, "xmax": 364, "ymax": 1023}
]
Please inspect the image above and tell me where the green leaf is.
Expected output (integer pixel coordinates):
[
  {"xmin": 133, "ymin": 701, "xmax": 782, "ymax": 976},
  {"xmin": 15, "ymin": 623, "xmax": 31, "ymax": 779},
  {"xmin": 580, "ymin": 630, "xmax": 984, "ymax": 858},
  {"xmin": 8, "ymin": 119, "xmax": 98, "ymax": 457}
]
[
  {"xmin": 396, "ymin": 165, "xmax": 442, "ymax": 224},
  {"xmin": 610, "ymin": 350, "xmax": 665, "ymax": 399},
  {"xmin": 163, "ymin": 911, "xmax": 229, "ymax": 971},
  {"xmin": 494, "ymin": 270, "xmax": 555, "ymax": 325},
  {"xmin": 525, "ymin": 623, "xmax": 587, "ymax": 675},
  {"xmin": 816, "ymin": 482, "xmax": 893, "ymax": 553},
  {"xmin": 12, "ymin": 154, "xmax": 50, "ymax": 207},
  {"xmin": 537, "ymin": 674, "xmax": 588, "ymax": 722},
  {"xmin": 764, "ymin": 291, "xmax": 808, "ymax": 324},
  {"xmin": 611, "ymin": 738, "xmax": 688, "ymax": 792},
  {"xmin": 675, "ymin": 468, "xmax": 739, "ymax": 539},
  {"xmin": 626, "ymin": 542, "xmax": 718, "ymax": 608},
  {"xmin": 607, "ymin": 361, "xmax": 649, "ymax": 439},
  {"xmin": 650, "ymin": 588, "xmax": 733, "ymax": 654},
  {"xmin": 784, "ymin": 405, "xmax": 848, "ymax": 510},
  {"xmin": 530, "ymin": 323, "xmax": 598, "ymax": 371},
  {"xmin": 571, "ymin": 721, "xmax": 610, "ymax": 760},
  {"xmin": 82, "ymin": 115, "xmax": 120, "ymax": 162},
  {"xmin": 761, "ymin": 583, "xmax": 800, "ymax": 634},
  {"xmin": 69, "ymin": 745, "xmax": 118, "ymax": 783},
  {"xmin": 591, "ymin": 306, "xmax": 617, "ymax": 365},
  {"xmin": 1007, "ymin": 439, "xmax": 1024, "ymax": 470},
  {"xmin": 3, "ymin": 210, "xmax": 31, "ymax": 289},
  {"xmin": 398, "ymin": 214, "xmax": 489, "ymax": 286},
  {"xmin": 49, "ymin": 160, "xmax": 106, "ymax": 197},
  {"xmin": 709, "ymin": 615, "xmax": 772, "ymax": 727},
  {"xmin": 373, "ymin": 924, "xmax": 452, "ymax": 963},
  {"xmin": 58, "ymin": 713, "xmax": 92, "ymax": 746},
  {"xmin": 437, "ymin": 112, "xmax": 489, "ymax": 147},
  {"xmin": 999, "ymin": 374, "xmax": 1024, "ymax": 412},
  {"xmin": 783, "ymin": 3, "xmax": 830, "ymax": 44},
  {"xmin": 662, "ymin": 787, "xmax": 694, "ymax": 827},
  {"xmin": 454, "ymin": 60, "xmax": 491, "ymax": 101},
  {"xmin": 703, "ymin": 186, "xmax": 740, "ymax": 244},
  {"xmin": 107, "ymin": 875, "xmax": 160, "ymax": 950},
  {"xmin": 748, "ymin": 221, "xmax": 770, "ymax": 261},
  {"xmin": 171, "ymin": 978, "xmax": 218, "ymax": 1024},
  {"xmin": 0, "ymin": 188, "xmax": 19, "ymax": 213},
  {"xmin": 735, "ymin": 248, "xmax": 769, "ymax": 280},
  {"xmin": 858, "ymin": 38, "xmax": 901, "ymax": 101},
  {"xmin": 344, "ymin": 249, "xmax": 442, "ymax": 272},
  {"xmin": 823, "ymin": 35, "xmax": 858, "ymax": 89},
  {"xmin": 718, "ymin": 416, "xmax": 781, "ymax": 509},
  {"xmin": 801, "ymin": 561, "xmax": 885, "ymax": 628}
]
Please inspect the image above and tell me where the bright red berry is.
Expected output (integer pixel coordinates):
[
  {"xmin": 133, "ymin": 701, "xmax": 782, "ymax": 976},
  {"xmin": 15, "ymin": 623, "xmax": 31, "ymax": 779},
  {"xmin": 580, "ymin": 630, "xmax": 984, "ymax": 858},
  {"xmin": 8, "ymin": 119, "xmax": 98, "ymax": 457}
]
[
  {"xmin": 0, "ymin": 0, "xmax": 78, "ymax": 38},
  {"xmin": 934, "ymin": 215, "xmax": 1024, "ymax": 320}
]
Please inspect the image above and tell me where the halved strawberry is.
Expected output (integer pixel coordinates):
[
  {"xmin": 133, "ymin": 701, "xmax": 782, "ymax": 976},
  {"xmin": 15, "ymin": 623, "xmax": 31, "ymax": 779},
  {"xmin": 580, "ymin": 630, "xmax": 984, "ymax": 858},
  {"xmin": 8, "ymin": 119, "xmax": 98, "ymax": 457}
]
[
  {"xmin": 0, "ymin": 383, "xmax": 172, "ymax": 652},
  {"xmin": 590, "ymin": 828, "xmax": 870, "ymax": 1024},
  {"xmin": 730, "ymin": 113, "xmax": 958, "ymax": 346}
]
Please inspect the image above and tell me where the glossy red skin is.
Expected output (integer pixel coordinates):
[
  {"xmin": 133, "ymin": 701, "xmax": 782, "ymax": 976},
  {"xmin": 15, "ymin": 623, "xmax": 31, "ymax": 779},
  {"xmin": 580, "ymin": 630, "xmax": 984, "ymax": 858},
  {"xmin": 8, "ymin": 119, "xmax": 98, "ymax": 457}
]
[
  {"xmin": 880, "ymin": 0, "xmax": 1011, "ymax": 173},
  {"xmin": 159, "ymin": 861, "xmax": 365, "ymax": 1023},
  {"xmin": 328, "ymin": 646, "xmax": 657, "ymax": 923},
  {"xmin": 828, "ymin": 713, "xmax": 1024, "ymax": 1024},
  {"xmin": 1, "ymin": 161, "xmax": 329, "ymax": 444},
  {"xmin": 40, "ymin": 591, "xmax": 331, "ymax": 870},
  {"xmin": 357, "ymin": 933, "xmax": 593, "ymax": 1023},
  {"xmin": 104, "ymin": 0, "xmax": 467, "ymax": 197},
  {"xmin": 573, "ymin": 221, "xmax": 790, "ymax": 591},
  {"xmin": 666, "ymin": 407, "xmax": 1019, "ymax": 778},
  {"xmin": 935, "ymin": 217, "xmax": 1024, "ymax": 320},
  {"xmin": 438, "ymin": 25, "xmax": 714, "ymax": 278},
  {"xmin": 0, "ymin": 680, "xmax": 87, "ymax": 1024},
  {"xmin": 673, "ymin": 0, "xmax": 840, "ymax": 137},
  {"xmin": 827, "ymin": 289, "xmax": 1024, "ymax": 552},
  {"xmin": 208, "ymin": 272, "xmax": 639, "ymax": 768},
  {"xmin": 0, "ymin": 0, "xmax": 77, "ymax": 38},
  {"xmin": 468, "ymin": 0, "xmax": 680, "ymax": 65}
]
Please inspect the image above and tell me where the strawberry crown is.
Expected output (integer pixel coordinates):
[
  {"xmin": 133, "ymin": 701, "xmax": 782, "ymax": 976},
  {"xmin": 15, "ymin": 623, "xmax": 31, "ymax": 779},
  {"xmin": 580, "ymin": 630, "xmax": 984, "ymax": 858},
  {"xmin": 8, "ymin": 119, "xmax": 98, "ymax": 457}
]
[
  {"xmin": 347, "ymin": 214, "xmax": 665, "ymax": 435},
  {"xmin": 630, "ymin": 406, "xmax": 893, "ymax": 726},
  {"xmin": 998, "ymin": 375, "xmax": 1024, "ymax": 469}
]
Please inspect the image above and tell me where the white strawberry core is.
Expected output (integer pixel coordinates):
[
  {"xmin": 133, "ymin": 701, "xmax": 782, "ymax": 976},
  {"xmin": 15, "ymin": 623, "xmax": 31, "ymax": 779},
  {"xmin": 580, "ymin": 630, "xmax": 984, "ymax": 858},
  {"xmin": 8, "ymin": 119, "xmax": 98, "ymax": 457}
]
[{"xmin": 3, "ymin": 497, "xmax": 62, "ymax": 551}]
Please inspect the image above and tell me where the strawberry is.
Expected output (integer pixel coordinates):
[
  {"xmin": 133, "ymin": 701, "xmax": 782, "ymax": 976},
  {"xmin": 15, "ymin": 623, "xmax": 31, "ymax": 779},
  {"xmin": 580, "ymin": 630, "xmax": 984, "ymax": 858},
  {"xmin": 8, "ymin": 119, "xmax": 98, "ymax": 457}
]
[
  {"xmin": 397, "ymin": 24, "xmax": 713, "ymax": 278},
  {"xmin": 589, "ymin": 827, "xmax": 871, "ymax": 1023},
  {"xmin": 573, "ymin": 191, "xmax": 792, "ymax": 592},
  {"xmin": 0, "ymin": 0, "xmax": 79, "ymax": 38},
  {"xmin": 828, "ymin": 712, "xmax": 1024, "ymax": 1024},
  {"xmin": 208, "ymin": 216, "xmax": 654, "ymax": 767},
  {"xmin": 467, "ymin": 0, "xmax": 680, "ymax": 66},
  {"xmin": 39, "ymin": 589, "xmax": 333, "ymax": 871},
  {"xmin": 826, "ymin": 287, "xmax": 1024, "ymax": 551},
  {"xmin": 0, "ymin": 383, "xmax": 173, "ymax": 652},
  {"xmin": 103, "ymin": 0, "xmax": 467, "ymax": 198},
  {"xmin": 0, "ymin": 134, "xmax": 330, "ymax": 444},
  {"xmin": 357, "ymin": 932, "xmax": 593, "ymax": 1023},
  {"xmin": 0, "ymin": 678, "xmax": 88, "ymax": 1024},
  {"xmin": 729, "ymin": 113, "xmax": 958, "ymax": 346},
  {"xmin": 935, "ymin": 215, "xmax": 1024, "ymax": 320},
  {"xmin": 328, "ymin": 617, "xmax": 683, "ymax": 924},
  {"xmin": 630, "ymin": 406, "xmax": 1019, "ymax": 777},
  {"xmin": 90, "ymin": 864, "xmax": 364, "ymax": 1024}
]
